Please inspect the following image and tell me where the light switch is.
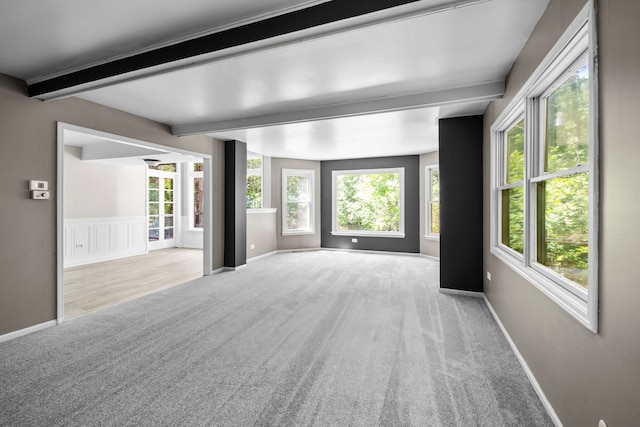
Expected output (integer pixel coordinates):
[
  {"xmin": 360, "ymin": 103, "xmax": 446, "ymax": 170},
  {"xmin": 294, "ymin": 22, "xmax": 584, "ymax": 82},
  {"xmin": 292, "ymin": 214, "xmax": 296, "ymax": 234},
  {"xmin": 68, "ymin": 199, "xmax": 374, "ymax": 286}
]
[{"xmin": 29, "ymin": 180, "xmax": 48, "ymax": 190}]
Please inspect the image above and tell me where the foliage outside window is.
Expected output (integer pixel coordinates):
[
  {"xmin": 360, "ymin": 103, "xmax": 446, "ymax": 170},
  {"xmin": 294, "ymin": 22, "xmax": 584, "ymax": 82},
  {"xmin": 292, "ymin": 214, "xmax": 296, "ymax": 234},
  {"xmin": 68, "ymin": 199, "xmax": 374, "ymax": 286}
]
[
  {"xmin": 426, "ymin": 165, "xmax": 440, "ymax": 238},
  {"xmin": 282, "ymin": 169, "xmax": 315, "ymax": 235},
  {"xmin": 190, "ymin": 162, "xmax": 204, "ymax": 229},
  {"xmin": 332, "ymin": 168, "xmax": 404, "ymax": 238},
  {"xmin": 499, "ymin": 118, "xmax": 525, "ymax": 254},
  {"xmin": 247, "ymin": 153, "xmax": 262, "ymax": 209},
  {"xmin": 490, "ymin": 13, "xmax": 597, "ymax": 331},
  {"xmin": 148, "ymin": 163, "xmax": 177, "ymax": 172}
]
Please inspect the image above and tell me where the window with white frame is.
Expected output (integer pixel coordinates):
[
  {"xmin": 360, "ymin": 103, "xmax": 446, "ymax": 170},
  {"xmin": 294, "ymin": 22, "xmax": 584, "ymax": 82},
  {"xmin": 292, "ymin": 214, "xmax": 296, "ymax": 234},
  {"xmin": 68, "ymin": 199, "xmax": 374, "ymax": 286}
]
[
  {"xmin": 332, "ymin": 168, "xmax": 405, "ymax": 238},
  {"xmin": 282, "ymin": 169, "xmax": 315, "ymax": 235},
  {"xmin": 189, "ymin": 162, "xmax": 204, "ymax": 229},
  {"xmin": 425, "ymin": 165, "xmax": 440, "ymax": 238},
  {"xmin": 491, "ymin": 8, "xmax": 598, "ymax": 331},
  {"xmin": 247, "ymin": 152, "xmax": 262, "ymax": 209}
]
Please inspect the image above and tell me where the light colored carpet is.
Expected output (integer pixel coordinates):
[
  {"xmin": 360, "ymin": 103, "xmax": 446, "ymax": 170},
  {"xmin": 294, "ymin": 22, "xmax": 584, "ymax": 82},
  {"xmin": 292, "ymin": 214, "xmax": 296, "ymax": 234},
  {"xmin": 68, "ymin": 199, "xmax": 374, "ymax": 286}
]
[{"xmin": 0, "ymin": 251, "xmax": 552, "ymax": 426}]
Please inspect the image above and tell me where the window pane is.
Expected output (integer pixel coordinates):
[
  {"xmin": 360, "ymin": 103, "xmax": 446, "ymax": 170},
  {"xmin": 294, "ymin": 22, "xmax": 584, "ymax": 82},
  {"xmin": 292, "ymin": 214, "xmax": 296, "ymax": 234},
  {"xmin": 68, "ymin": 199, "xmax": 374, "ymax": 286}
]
[
  {"xmin": 247, "ymin": 158, "xmax": 262, "ymax": 170},
  {"xmin": 164, "ymin": 190, "xmax": 173, "ymax": 202},
  {"xmin": 506, "ymin": 119, "xmax": 525, "ymax": 184},
  {"xmin": 164, "ymin": 203, "xmax": 173, "ymax": 215},
  {"xmin": 149, "ymin": 163, "xmax": 177, "ymax": 172},
  {"xmin": 536, "ymin": 173, "xmax": 589, "ymax": 288},
  {"xmin": 148, "ymin": 229, "xmax": 159, "ymax": 242},
  {"xmin": 148, "ymin": 176, "xmax": 159, "ymax": 189},
  {"xmin": 164, "ymin": 228, "xmax": 174, "ymax": 239},
  {"xmin": 287, "ymin": 202, "xmax": 310, "ymax": 230},
  {"xmin": 430, "ymin": 202, "xmax": 440, "ymax": 234},
  {"xmin": 287, "ymin": 176, "xmax": 309, "ymax": 202},
  {"xmin": 336, "ymin": 173, "xmax": 401, "ymax": 233},
  {"xmin": 149, "ymin": 189, "xmax": 159, "ymax": 202},
  {"xmin": 149, "ymin": 203, "xmax": 159, "ymax": 215},
  {"xmin": 247, "ymin": 175, "xmax": 262, "ymax": 209},
  {"xmin": 193, "ymin": 162, "xmax": 203, "ymax": 172},
  {"xmin": 148, "ymin": 216, "xmax": 159, "ymax": 228},
  {"xmin": 165, "ymin": 216, "xmax": 174, "ymax": 227},
  {"xmin": 501, "ymin": 187, "xmax": 524, "ymax": 253},
  {"xmin": 164, "ymin": 178, "xmax": 174, "ymax": 190},
  {"xmin": 193, "ymin": 177, "xmax": 204, "ymax": 229},
  {"xmin": 431, "ymin": 169, "xmax": 439, "ymax": 201},
  {"xmin": 545, "ymin": 61, "xmax": 589, "ymax": 173}
]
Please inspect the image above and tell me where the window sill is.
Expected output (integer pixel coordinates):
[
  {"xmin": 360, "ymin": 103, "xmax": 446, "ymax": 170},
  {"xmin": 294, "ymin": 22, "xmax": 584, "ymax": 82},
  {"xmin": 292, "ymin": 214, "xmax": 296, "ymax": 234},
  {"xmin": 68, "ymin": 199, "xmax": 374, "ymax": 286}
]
[
  {"xmin": 331, "ymin": 231, "xmax": 405, "ymax": 239},
  {"xmin": 187, "ymin": 228, "xmax": 204, "ymax": 232},
  {"xmin": 490, "ymin": 246, "xmax": 594, "ymax": 333},
  {"xmin": 282, "ymin": 230, "xmax": 316, "ymax": 236},
  {"xmin": 423, "ymin": 235, "xmax": 440, "ymax": 241},
  {"xmin": 247, "ymin": 208, "xmax": 277, "ymax": 214}
]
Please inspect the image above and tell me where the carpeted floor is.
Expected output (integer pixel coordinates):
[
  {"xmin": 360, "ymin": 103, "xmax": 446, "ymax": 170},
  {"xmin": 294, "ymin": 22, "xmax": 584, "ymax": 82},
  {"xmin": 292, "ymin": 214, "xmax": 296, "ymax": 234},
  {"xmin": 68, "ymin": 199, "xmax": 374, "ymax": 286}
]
[{"xmin": 0, "ymin": 251, "xmax": 553, "ymax": 426}]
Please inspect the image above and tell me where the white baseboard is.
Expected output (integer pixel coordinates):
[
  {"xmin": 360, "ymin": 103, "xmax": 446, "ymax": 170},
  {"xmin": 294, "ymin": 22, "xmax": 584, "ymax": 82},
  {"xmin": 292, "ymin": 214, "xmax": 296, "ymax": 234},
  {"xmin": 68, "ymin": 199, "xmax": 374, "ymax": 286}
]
[
  {"xmin": 483, "ymin": 296, "xmax": 563, "ymax": 427},
  {"xmin": 247, "ymin": 250, "xmax": 278, "ymax": 262},
  {"xmin": 320, "ymin": 247, "xmax": 422, "ymax": 257},
  {"xmin": 419, "ymin": 253, "xmax": 440, "ymax": 262},
  {"xmin": 0, "ymin": 320, "xmax": 57, "ymax": 344},
  {"xmin": 439, "ymin": 288, "xmax": 483, "ymax": 298},
  {"xmin": 223, "ymin": 264, "xmax": 247, "ymax": 271}
]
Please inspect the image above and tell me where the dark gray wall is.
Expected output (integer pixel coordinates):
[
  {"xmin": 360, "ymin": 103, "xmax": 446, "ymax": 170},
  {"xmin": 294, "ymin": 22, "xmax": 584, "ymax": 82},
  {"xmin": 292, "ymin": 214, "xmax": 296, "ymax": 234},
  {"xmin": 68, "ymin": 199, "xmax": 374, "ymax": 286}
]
[
  {"xmin": 224, "ymin": 140, "xmax": 247, "ymax": 268},
  {"xmin": 321, "ymin": 156, "xmax": 420, "ymax": 253},
  {"xmin": 439, "ymin": 115, "xmax": 483, "ymax": 292}
]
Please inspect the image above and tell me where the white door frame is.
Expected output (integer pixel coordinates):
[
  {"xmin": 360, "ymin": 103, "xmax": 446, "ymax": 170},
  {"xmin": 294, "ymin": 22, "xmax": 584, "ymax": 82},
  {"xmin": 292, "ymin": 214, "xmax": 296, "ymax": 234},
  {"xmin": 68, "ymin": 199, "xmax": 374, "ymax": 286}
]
[
  {"xmin": 56, "ymin": 122, "xmax": 214, "ymax": 323},
  {"xmin": 147, "ymin": 168, "xmax": 179, "ymax": 250}
]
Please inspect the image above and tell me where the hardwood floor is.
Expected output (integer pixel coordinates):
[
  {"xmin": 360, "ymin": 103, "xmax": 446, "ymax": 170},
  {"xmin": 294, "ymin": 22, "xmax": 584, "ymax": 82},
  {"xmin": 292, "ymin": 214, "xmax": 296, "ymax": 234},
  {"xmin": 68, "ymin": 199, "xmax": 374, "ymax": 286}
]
[{"xmin": 64, "ymin": 248, "xmax": 203, "ymax": 319}]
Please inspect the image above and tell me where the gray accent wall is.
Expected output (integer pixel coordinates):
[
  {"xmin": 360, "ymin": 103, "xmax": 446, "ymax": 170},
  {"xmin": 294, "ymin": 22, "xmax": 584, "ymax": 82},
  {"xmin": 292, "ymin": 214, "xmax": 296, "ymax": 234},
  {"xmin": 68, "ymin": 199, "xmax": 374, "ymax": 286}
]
[
  {"xmin": 321, "ymin": 156, "xmax": 420, "ymax": 253},
  {"xmin": 224, "ymin": 140, "xmax": 247, "ymax": 268},
  {"xmin": 0, "ymin": 73, "xmax": 224, "ymax": 336},
  {"xmin": 483, "ymin": 0, "xmax": 640, "ymax": 425},
  {"xmin": 440, "ymin": 116, "xmax": 483, "ymax": 293}
]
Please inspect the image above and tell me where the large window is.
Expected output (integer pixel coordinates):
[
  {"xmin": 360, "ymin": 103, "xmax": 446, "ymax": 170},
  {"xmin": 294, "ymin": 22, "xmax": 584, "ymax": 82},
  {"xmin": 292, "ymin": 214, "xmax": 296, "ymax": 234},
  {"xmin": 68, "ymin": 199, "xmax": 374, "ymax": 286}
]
[
  {"xmin": 425, "ymin": 165, "xmax": 440, "ymax": 239},
  {"xmin": 189, "ymin": 162, "xmax": 204, "ymax": 229},
  {"xmin": 282, "ymin": 169, "xmax": 315, "ymax": 235},
  {"xmin": 247, "ymin": 152, "xmax": 262, "ymax": 209},
  {"xmin": 332, "ymin": 168, "xmax": 404, "ymax": 238},
  {"xmin": 491, "ymin": 10, "xmax": 597, "ymax": 331}
]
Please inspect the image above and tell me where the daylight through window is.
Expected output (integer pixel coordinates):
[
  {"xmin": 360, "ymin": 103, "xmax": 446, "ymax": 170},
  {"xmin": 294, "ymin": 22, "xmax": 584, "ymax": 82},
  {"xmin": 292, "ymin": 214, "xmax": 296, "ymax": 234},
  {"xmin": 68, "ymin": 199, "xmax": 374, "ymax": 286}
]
[{"xmin": 332, "ymin": 168, "xmax": 404, "ymax": 238}]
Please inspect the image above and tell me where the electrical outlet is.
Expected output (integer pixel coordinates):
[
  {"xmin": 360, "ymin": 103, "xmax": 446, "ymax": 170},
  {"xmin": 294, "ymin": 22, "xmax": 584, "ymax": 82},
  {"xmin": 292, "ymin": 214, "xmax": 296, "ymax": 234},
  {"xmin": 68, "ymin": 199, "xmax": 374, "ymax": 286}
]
[
  {"xmin": 351, "ymin": 238, "xmax": 358, "ymax": 243},
  {"xmin": 250, "ymin": 244, "xmax": 255, "ymax": 250},
  {"xmin": 486, "ymin": 271, "xmax": 492, "ymax": 281}
]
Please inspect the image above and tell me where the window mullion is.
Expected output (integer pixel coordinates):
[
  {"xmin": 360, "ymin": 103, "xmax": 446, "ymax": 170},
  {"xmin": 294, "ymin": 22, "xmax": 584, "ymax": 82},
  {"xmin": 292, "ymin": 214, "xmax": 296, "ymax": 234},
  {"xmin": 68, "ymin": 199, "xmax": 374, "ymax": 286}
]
[{"xmin": 524, "ymin": 97, "xmax": 539, "ymax": 268}]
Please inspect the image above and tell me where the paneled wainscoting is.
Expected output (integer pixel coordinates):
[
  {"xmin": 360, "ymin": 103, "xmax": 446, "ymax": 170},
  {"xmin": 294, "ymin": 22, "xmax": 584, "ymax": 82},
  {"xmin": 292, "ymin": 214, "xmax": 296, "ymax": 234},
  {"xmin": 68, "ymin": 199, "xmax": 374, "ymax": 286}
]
[{"xmin": 64, "ymin": 217, "xmax": 146, "ymax": 267}]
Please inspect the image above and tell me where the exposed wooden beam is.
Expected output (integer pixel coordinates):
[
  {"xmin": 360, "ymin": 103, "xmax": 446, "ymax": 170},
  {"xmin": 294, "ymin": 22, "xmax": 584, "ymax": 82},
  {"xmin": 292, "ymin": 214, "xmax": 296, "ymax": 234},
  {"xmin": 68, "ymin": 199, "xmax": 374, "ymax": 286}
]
[
  {"xmin": 28, "ymin": 0, "xmax": 489, "ymax": 100},
  {"xmin": 172, "ymin": 81, "xmax": 504, "ymax": 136}
]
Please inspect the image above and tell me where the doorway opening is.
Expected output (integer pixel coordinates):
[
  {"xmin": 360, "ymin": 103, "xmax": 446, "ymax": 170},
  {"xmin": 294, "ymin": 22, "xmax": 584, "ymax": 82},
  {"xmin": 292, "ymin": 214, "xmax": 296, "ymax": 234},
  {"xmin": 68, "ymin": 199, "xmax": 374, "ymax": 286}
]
[{"xmin": 57, "ymin": 123, "xmax": 213, "ymax": 321}]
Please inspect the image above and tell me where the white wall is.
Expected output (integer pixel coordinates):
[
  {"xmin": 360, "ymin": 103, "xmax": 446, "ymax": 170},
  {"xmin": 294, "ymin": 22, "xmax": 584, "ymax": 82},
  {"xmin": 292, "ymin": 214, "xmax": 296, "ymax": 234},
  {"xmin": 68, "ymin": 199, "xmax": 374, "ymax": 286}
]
[{"xmin": 63, "ymin": 145, "xmax": 146, "ymax": 219}]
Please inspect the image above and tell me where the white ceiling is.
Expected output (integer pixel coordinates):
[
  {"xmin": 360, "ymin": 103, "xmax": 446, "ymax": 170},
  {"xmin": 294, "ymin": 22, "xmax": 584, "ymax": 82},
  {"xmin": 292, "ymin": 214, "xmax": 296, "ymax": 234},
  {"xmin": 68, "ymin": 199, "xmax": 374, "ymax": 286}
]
[{"xmin": 0, "ymin": 0, "xmax": 550, "ymax": 161}]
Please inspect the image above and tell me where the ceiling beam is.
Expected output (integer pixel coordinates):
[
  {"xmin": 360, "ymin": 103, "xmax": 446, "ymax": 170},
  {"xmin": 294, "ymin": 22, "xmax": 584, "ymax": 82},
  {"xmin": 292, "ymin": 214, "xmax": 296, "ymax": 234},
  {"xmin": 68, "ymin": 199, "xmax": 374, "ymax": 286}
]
[
  {"xmin": 172, "ymin": 81, "xmax": 504, "ymax": 136},
  {"xmin": 28, "ymin": 0, "xmax": 489, "ymax": 100}
]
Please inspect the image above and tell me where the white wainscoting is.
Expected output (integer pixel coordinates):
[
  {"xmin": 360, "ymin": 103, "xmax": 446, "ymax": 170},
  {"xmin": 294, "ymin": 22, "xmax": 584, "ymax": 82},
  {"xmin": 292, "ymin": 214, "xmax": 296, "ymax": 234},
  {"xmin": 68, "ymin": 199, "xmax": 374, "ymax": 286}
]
[
  {"xmin": 180, "ymin": 216, "xmax": 204, "ymax": 249},
  {"xmin": 64, "ymin": 217, "xmax": 147, "ymax": 267}
]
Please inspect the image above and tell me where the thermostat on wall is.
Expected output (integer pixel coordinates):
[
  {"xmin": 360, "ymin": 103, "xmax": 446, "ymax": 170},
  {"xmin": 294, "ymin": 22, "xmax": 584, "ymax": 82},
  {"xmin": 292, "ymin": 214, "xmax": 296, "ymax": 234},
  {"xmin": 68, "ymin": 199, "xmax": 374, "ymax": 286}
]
[{"xmin": 29, "ymin": 180, "xmax": 48, "ymax": 190}]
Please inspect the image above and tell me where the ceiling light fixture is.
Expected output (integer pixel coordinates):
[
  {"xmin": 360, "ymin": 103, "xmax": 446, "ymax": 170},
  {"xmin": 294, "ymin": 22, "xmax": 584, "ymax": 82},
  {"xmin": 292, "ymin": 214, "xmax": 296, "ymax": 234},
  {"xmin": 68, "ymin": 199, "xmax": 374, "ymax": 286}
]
[{"xmin": 143, "ymin": 158, "xmax": 161, "ymax": 167}]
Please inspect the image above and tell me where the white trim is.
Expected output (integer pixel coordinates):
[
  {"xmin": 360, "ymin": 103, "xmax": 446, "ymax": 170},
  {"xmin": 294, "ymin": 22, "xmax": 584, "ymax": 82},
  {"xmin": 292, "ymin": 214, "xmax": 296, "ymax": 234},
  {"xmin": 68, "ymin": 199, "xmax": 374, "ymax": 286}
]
[
  {"xmin": 439, "ymin": 288, "xmax": 483, "ymax": 298},
  {"xmin": 425, "ymin": 164, "xmax": 440, "ymax": 239},
  {"xmin": 484, "ymin": 296, "xmax": 563, "ymax": 427},
  {"xmin": 247, "ymin": 208, "xmax": 277, "ymax": 214},
  {"xmin": 488, "ymin": 3, "xmax": 598, "ymax": 332},
  {"xmin": 57, "ymin": 123, "xmax": 214, "ymax": 323},
  {"xmin": 321, "ymin": 247, "xmax": 422, "ymax": 258},
  {"xmin": 276, "ymin": 248, "xmax": 322, "ymax": 254},
  {"xmin": 423, "ymin": 235, "xmax": 440, "ymax": 241},
  {"xmin": 281, "ymin": 168, "xmax": 316, "ymax": 235},
  {"xmin": 0, "ymin": 320, "xmax": 57, "ymax": 344},
  {"xmin": 331, "ymin": 167, "xmax": 405, "ymax": 238},
  {"xmin": 247, "ymin": 250, "xmax": 278, "ymax": 262},
  {"xmin": 419, "ymin": 253, "xmax": 440, "ymax": 262}
]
